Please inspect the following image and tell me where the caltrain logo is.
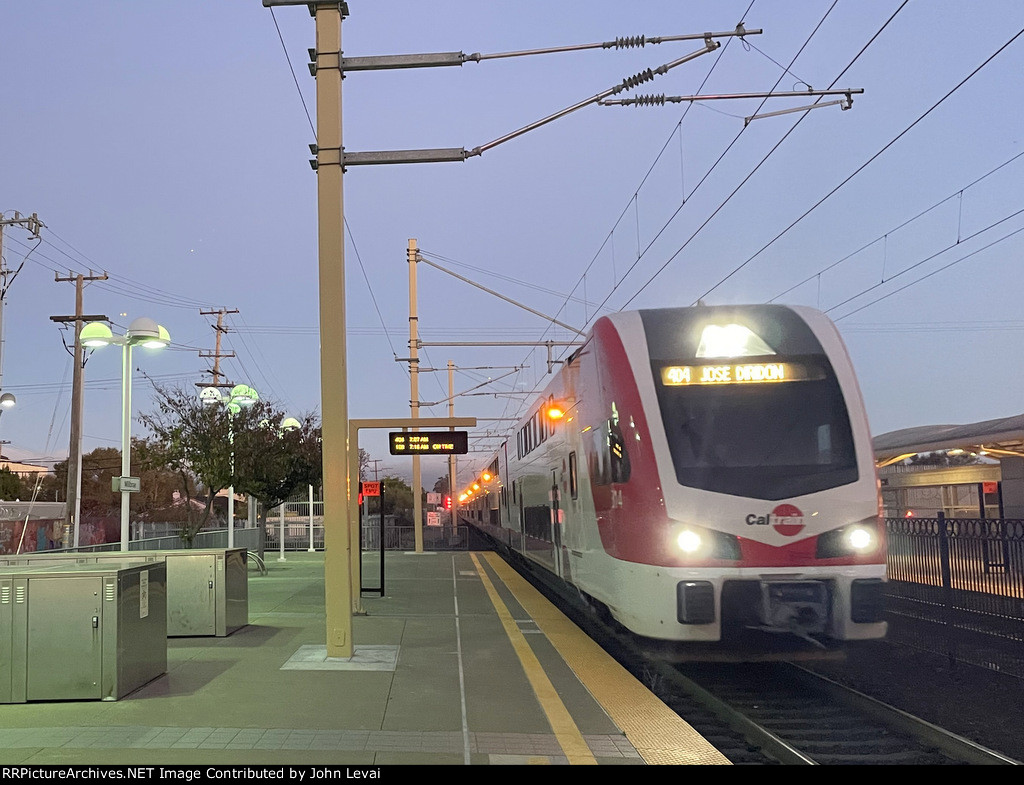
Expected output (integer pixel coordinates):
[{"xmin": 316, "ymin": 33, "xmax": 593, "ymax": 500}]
[{"xmin": 745, "ymin": 504, "xmax": 805, "ymax": 536}]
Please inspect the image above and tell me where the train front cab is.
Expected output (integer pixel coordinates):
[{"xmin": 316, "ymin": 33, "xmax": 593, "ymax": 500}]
[{"xmin": 582, "ymin": 306, "xmax": 888, "ymax": 650}]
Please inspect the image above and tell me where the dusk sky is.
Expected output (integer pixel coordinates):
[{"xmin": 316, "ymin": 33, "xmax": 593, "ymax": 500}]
[{"xmin": 2, "ymin": 1, "xmax": 1022, "ymax": 493}]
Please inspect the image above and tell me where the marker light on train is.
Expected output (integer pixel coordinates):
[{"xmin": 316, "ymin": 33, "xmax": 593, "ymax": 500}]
[
  {"xmin": 696, "ymin": 323, "xmax": 774, "ymax": 358},
  {"xmin": 545, "ymin": 403, "xmax": 566, "ymax": 420},
  {"xmin": 481, "ymin": 472, "xmax": 492, "ymax": 482}
]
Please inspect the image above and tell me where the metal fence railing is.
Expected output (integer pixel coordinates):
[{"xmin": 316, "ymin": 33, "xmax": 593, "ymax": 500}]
[
  {"xmin": 885, "ymin": 514, "xmax": 1024, "ymax": 675},
  {"xmin": 28, "ymin": 525, "xmax": 262, "ymax": 558}
]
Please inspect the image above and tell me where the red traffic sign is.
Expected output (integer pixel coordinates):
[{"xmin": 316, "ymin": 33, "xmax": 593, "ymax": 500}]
[{"xmin": 361, "ymin": 481, "xmax": 381, "ymax": 497}]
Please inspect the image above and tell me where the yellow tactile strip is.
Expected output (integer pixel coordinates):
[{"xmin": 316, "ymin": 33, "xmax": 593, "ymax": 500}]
[
  {"xmin": 481, "ymin": 552, "xmax": 732, "ymax": 766},
  {"xmin": 470, "ymin": 552, "xmax": 598, "ymax": 765}
]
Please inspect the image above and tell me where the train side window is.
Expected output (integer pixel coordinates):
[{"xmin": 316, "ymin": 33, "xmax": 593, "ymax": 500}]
[
  {"xmin": 609, "ymin": 421, "xmax": 631, "ymax": 483},
  {"xmin": 569, "ymin": 451, "xmax": 578, "ymax": 500},
  {"xmin": 590, "ymin": 420, "xmax": 630, "ymax": 486}
]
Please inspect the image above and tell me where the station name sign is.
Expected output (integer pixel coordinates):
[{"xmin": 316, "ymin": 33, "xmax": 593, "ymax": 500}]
[{"xmin": 389, "ymin": 431, "xmax": 469, "ymax": 455}]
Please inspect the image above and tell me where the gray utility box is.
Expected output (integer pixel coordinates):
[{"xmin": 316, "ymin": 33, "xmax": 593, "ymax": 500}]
[
  {"xmin": 0, "ymin": 560, "xmax": 167, "ymax": 703},
  {"xmin": 0, "ymin": 548, "xmax": 248, "ymax": 637}
]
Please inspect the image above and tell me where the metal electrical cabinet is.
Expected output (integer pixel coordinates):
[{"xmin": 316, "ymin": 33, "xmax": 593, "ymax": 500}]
[
  {"xmin": 162, "ymin": 549, "xmax": 248, "ymax": 637},
  {"xmin": 0, "ymin": 548, "xmax": 248, "ymax": 637},
  {"xmin": 0, "ymin": 561, "xmax": 167, "ymax": 703}
]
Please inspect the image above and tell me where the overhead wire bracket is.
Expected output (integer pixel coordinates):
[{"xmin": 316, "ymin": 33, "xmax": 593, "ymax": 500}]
[{"xmin": 599, "ymin": 88, "xmax": 863, "ymax": 125}]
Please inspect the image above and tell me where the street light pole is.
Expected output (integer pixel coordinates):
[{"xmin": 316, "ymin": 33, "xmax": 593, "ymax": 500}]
[
  {"xmin": 120, "ymin": 339, "xmax": 133, "ymax": 550},
  {"xmin": 81, "ymin": 317, "xmax": 170, "ymax": 552},
  {"xmin": 200, "ymin": 384, "xmax": 258, "ymax": 550}
]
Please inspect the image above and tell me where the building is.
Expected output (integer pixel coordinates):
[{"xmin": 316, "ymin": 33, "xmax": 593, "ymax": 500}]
[
  {"xmin": 0, "ymin": 456, "xmax": 50, "ymax": 481},
  {"xmin": 874, "ymin": 413, "xmax": 1024, "ymax": 519}
]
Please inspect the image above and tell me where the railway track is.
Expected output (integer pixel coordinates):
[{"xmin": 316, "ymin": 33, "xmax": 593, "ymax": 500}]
[
  {"xmin": 494, "ymin": 541, "xmax": 1020, "ymax": 764},
  {"xmin": 655, "ymin": 659, "xmax": 1019, "ymax": 765}
]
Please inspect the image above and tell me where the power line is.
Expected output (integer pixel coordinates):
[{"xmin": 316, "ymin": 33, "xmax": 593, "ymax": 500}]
[
  {"xmin": 493, "ymin": 0, "xmax": 833, "ymax": 432},
  {"xmin": 269, "ymin": 7, "xmax": 317, "ymax": 139}
]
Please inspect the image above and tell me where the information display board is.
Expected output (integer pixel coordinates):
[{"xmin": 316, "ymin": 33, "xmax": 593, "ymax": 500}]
[{"xmin": 389, "ymin": 431, "xmax": 468, "ymax": 455}]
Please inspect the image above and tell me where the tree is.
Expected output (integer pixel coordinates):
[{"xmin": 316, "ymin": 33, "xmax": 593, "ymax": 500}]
[
  {"xmin": 358, "ymin": 448, "xmax": 371, "ymax": 481},
  {"xmin": 380, "ymin": 475, "xmax": 414, "ymax": 525},
  {"xmin": 52, "ymin": 446, "xmax": 121, "ymax": 514},
  {"xmin": 138, "ymin": 385, "xmax": 237, "ymax": 545},
  {"xmin": 139, "ymin": 384, "xmax": 322, "ymax": 543},
  {"xmin": 231, "ymin": 410, "xmax": 322, "ymax": 524},
  {"xmin": 0, "ymin": 467, "xmax": 23, "ymax": 500}
]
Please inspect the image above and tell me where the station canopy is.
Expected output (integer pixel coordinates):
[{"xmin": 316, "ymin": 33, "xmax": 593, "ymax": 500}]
[{"xmin": 874, "ymin": 413, "xmax": 1024, "ymax": 467}]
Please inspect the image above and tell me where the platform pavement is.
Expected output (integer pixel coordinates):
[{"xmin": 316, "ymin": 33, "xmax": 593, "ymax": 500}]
[{"xmin": 0, "ymin": 550, "xmax": 729, "ymax": 767}]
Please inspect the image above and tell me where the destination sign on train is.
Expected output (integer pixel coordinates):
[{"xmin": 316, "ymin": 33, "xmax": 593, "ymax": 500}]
[
  {"xmin": 660, "ymin": 362, "xmax": 823, "ymax": 386},
  {"xmin": 389, "ymin": 431, "xmax": 469, "ymax": 455}
]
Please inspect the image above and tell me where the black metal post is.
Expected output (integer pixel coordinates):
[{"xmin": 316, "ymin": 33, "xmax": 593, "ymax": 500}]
[
  {"xmin": 937, "ymin": 512, "xmax": 957, "ymax": 668},
  {"xmin": 359, "ymin": 482, "xmax": 385, "ymax": 597},
  {"xmin": 379, "ymin": 484, "xmax": 385, "ymax": 595}
]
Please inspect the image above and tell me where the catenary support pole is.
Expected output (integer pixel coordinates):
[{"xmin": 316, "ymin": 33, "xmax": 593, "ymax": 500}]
[
  {"xmin": 313, "ymin": 4, "xmax": 353, "ymax": 657},
  {"xmin": 408, "ymin": 239, "xmax": 423, "ymax": 553}
]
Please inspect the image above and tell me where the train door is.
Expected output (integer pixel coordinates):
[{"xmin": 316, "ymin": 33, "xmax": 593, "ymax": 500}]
[
  {"xmin": 565, "ymin": 450, "xmax": 580, "ymax": 553},
  {"xmin": 550, "ymin": 469, "xmax": 563, "ymax": 579},
  {"xmin": 516, "ymin": 482, "xmax": 526, "ymax": 552}
]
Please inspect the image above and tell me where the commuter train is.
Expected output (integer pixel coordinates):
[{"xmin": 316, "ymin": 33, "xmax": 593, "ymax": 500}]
[{"xmin": 461, "ymin": 304, "xmax": 887, "ymax": 656}]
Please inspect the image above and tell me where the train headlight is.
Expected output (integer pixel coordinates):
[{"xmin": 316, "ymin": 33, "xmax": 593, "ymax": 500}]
[
  {"xmin": 816, "ymin": 518, "xmax": 880, "ymax": 558},
  {"xmin": 846, "ymin": 525, "xmax": 876, "ymax": 552},
  {"xmin": 670, "ymin": 524, "xmax": 740, "ymax": 560},
  {"xmin": 676, "ymin": 528, "xmax": 703, "ymax": 554}
]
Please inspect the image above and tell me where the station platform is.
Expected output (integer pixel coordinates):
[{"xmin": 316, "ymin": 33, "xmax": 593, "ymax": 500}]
[{"xmin": 0, "ymin": 550, "xmax": 730, "ymax": 767}]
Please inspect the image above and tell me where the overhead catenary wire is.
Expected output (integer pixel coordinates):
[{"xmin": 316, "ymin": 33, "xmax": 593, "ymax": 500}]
[
  {"xmin": 486, "ymin": 0, "xmax": 822, "ymax": 446},
  {"xmin": 767, "ymin": 150, "xmax": 1024, "ymax": 304},
  {"xmin": 685, "ymin": 16, "xmax": 1023, "ymax": 305}
]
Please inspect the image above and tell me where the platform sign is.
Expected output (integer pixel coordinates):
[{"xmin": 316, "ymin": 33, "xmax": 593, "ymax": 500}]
[
  {"xmin": 389, "ymin": 431, "xmax": 468, "ymax": 455},
  {"xmin": 361, "ymin": 481, "xmax": 381, "ymax": 497}
]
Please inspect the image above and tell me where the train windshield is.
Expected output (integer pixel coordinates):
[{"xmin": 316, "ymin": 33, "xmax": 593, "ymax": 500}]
[{"xmin": 652, "ymin": 360, "xmax": 858, "ymax": 500}]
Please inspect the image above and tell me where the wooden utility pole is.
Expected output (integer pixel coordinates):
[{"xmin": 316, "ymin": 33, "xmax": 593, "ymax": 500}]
[
  {"xmin": 366, "ymin": 458, "xmax": 386, "ymax": 480},
  {"xmin": 52, "ymin": 270, "xmax": 108, "ymax": 548},
  {"xmin": 198, "ymin": 308, "xmax": 238, "ymax": 389},
  {"xmin": 0, "ymin": 212, "xmax": 44, "ymax": 415}
]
